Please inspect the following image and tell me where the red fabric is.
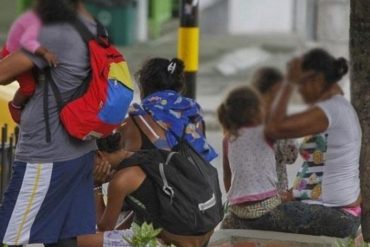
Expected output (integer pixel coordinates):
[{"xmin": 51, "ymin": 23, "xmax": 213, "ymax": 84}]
[
  {"xmin": 8, "ymin": 101, "xmax": 21, "ymax": 124},
  {"xmin": 60, "ymin": 40, "xmax": 132, "ymax": 140},
  {"xmin": 0, "ymin": 46, "xmax": 9, "ymax": 58},
  {"xmin": 16, "ymin": 71, "xmax": 37, "ymax": 96}
]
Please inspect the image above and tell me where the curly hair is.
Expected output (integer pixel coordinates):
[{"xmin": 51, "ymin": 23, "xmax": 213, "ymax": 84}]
[
  {"xmin": 96, "ymin": 132, "xmax": 121, "ymax": 153},
  {"xmin": 218, "ymin": 86, "xmax": 262, "ymax": 138},
  {"xmin": 251, "ymin": 67, "xmax": 283, "ymax": 95},
  {"xmin": 135, "ymin": 58, "xmax": 185, "ymax": 98},
  {"xmin": 35, "ymin": 0, "xmax": 79, "ymax": 24}
]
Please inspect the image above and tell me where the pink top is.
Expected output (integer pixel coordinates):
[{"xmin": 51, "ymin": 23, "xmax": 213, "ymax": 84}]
[{"xmin": 6, "ymin": 10, "xmax": 42, "ymax": 54}]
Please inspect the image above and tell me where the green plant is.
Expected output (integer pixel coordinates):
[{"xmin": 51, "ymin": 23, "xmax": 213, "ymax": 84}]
[
  {"xmin": 336, "ymin": 238, "xmax": 370, "ymax": 247},
  {"xmin": 124, "ymin": 222, "xmax": 176, "ymax": 247}
]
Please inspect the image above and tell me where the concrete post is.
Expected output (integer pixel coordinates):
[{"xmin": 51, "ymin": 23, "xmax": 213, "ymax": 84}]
[{"xmin": 136, "ymin": 0, "xmax": 148, "ymax": 42}]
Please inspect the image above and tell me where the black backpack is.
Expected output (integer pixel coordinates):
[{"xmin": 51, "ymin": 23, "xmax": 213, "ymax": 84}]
[{"xmin": 117, "ymin": 137, "xmax": 224, "ymax": 235}]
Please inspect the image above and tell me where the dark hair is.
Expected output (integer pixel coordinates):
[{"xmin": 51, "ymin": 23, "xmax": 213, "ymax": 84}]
[
  {"xmin": 97, "ymin": 132, "xmax": 121, "ymax": 153},
  {"xmin": 217, "ymin": 86, "xmax": 262, "ymax": 137},
  {"xmin": 136, "ymin": 58, "xmax": 185, "ymax": 98},
  {"xmin": 35, "ymin": 0, "xmax": 79, "ymax": 24},
  {"xmin": 302, "ymin": 48, "xmax": 348, "ymax": 85},
  {"xmin": 251, "ymin": 67, "xmax": 283, "ymax": 95}
]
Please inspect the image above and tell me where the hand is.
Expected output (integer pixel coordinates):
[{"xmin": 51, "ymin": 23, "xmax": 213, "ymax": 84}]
[
  {"xmin": 43, "ymin": 51, "xmax": 58, "ymax": 68},
  {"xmin": 94, "ymin": 155, "xmax": 113, "ymax": 185},
  {"xmin": 286, "ymin": 57, "xmax": 303, "ymax": 84},
  {"xmin": 280, "ymin": 189, "xmax": 294, "ymax": 203}
]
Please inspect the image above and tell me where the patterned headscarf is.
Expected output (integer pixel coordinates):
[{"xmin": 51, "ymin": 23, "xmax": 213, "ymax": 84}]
[{"xmin": 129, "ymin": 90, "xmax": 218, "ymax": 162}]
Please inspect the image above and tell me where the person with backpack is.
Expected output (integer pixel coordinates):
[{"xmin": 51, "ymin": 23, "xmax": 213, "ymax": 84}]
[
  {"xmin": 0, "ymin": 1, "xmax": 133, "ymax": 246},
  {"xmin": 79, "ymin": 58, "xmax": 222, "ymax": 247}
]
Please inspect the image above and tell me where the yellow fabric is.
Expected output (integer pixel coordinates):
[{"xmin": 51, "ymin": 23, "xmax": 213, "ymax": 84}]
[
  {"xmin": 108, "ymin": 62, "xmax": 134, "ymax": 90},
  {"xmin": 177, "ymin": 27, "xmax": 199, "ymax": 72},
  {"xmin": 0, "ymin": 83, "xmax": 18, "ymax": 130}
]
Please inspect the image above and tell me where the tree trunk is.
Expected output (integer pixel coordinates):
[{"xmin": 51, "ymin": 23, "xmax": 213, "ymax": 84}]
[{"xmin": 350, "ymin": 0, "xmax": 370, "ymax": 241}]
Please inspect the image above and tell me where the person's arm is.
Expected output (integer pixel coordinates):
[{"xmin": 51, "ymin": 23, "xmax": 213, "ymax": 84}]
[
  {"xmin": 265, "ymin": 58, "xmax": 329, "ymax": 139},
  {"xmin": 97, "ymin": 167, "xmax": 146, "ymax": 231},
  {"xmin": 35, "ymin": 47, "xmax": 58, "ymax": 67},
  {"xmin": 222, "ymin": 137, "xmax": 231, "ymax": 193},
  {"xmin": 265, "ymin": 106, "xmax": 329, "ymax": 139},
  {"xmin": 115, "ymin": 211, "xmax": 135, "ymax": 230},
  {"xmin": 275, "ymin": 139, "xmax": 299, "ymax": 165},
  {"xmin": 0, "ymin": 50, "xmax": 34, "ymax": 84}
]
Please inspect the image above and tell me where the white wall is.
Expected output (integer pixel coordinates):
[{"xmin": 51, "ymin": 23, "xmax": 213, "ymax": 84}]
[
  {"xmin": 316, "ymin": 0, "xmax": 349, "ymax": 58},
  {"xmin": 228, "ymin": 0, "xmax": 294, "ymax": 34}
]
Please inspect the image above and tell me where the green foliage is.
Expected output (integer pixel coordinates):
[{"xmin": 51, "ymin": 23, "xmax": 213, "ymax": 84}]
[
  {"xmin": 124, "ymin": 222, "xmax": 161, "ymax": 247},
  {"xmin": 336, "ymin": 238, "xmax": 370, "ymax": 247},
  {"xmin": 123, "ymin": 222, "xmax": 176, "ymax": 247}
]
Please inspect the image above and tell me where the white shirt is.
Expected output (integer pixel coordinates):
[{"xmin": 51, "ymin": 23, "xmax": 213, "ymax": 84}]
[{"xmin": 316, "ymin": 95, "xmax": 361, "ymax": 207}]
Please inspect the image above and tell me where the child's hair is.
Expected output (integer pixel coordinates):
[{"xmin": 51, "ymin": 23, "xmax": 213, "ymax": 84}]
[
  {"xmin": 97, "ymin": 132, "xmax": 121, "ymax": 153},
  {"xmin": 251, "ymin": 67, "xmax": 283, "ymax": 95},
  {"xmin": 135, "ymin": 58, "xmax": 185, "ymax": 98},
  {"xmin": 35, "ymin": 0, "xmax": 79, "ymax": 24},
  {"xmin": 217, "ymin": 86, "xmax": 262, "ymax": 137}
]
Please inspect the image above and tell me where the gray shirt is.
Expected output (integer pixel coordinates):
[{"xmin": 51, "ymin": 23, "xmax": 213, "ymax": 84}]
[{"xmin": 15, "ymin": 16, "xmax": 97, "ymax": 163}]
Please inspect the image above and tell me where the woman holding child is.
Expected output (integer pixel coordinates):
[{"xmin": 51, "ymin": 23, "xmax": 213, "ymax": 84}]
[
  {"xmin": 220, "ymin": 48, "xmax": 361, "ymax": 238},
  {"xmin": 266, "ymin": 48, "xmax": 361, "ymax": 237}
]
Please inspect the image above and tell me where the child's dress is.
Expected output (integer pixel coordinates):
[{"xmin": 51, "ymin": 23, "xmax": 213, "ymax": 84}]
[{"xmin": 1, "ymin": 10, "xmax": 42, "ymax": 98}]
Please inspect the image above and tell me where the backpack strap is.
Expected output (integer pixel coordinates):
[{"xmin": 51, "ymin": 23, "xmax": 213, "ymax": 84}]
[
  {"xmin": 42, "ymin": 19, "xmax": 100, "ymax": 143},
  {"xmin": 43, "ymin": 73, "xmax": 51, "ymax": 143},
  {"xmin": 72, "ymin": 18, "xmax": 110, "ymax": 47},
  {"xmin": 131, "ymin": 115, "xmax": 173, "ymax": 151},
  {"xmin": 71, "ymin": 18, "xmax": 95, "ymax": 43},
  {"xmin": 43, "ymin": 69, "xmax": 64, "ymax": 143},
  {"xmin": 132, "ymin": 116, "xmax": 159, "ymax": 143},
  {"xmin": 46, "ymin": 70, "xmax": 64, "ymax": 111}
]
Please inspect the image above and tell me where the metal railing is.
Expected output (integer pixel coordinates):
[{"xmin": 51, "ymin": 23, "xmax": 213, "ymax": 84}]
[{"xmin": 0, "ymin": 124, "xmax": 18, "ymax": 200}]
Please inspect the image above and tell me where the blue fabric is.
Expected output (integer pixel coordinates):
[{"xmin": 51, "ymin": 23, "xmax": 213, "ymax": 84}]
[
  {"xmin": 99, "ymin": 79, "xmax": 133, "ymax": 124},
  {"xmin": 0, "ymin": 152, "xmax": 96, "ymax": 245},
  {"xmin": 29, "ymin": 152, "xmax": 96, "ymax": 244},
  {"xmin": 130, "ymin": 90, "xmax": 218, "ymax": 161},
  {"xmin": 0, "ymin": 162, "xmax": 26, "ymax": 243}
]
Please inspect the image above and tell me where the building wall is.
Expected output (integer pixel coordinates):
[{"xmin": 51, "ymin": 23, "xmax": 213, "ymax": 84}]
[
  {"xmin": 316, "ymin": 0, "xmax": 349, "ymax": 58},
  {"xmin": 200, "ymin": 0, "xmax": 228, "ymax": 34},
  {"xmin": 294, "ymin": 0, "xmax": 318, "ymax": 41},
  {"xmin": 228, "ymin": 0, "xmax": 294, "ymax": 34}
]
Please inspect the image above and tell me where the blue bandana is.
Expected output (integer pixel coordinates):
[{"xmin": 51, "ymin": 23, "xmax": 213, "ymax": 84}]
[{"xmin": 130, "ymin": 90, "xmax": 218, "ymax": 162}]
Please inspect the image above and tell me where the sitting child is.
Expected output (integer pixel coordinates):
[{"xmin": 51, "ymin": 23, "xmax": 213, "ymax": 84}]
[
  {"xmin": 1, "ymin": 2, "xmax": 58, "ymax": 123},
  {"xmin": 218, "ymin": 86, "xmax": 281, "ymax": 230}
]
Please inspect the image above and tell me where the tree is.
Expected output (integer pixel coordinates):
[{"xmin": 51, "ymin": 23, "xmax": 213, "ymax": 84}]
[{"xmin": 350, "ymin": 0, "xmax": 370, "ymax": 241}]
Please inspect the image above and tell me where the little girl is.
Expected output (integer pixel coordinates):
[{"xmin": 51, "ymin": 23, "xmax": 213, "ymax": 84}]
[
  {"xmin": 251, "ymin": 67, "xmax": 298, "ymax": 195},
  {"xmin": 218, "ymin": 86, "xmax": 281, "ymax": 230},
  {"xmin": 1, "ymin": 3, "xmax": 58, "ymax": 123}
]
